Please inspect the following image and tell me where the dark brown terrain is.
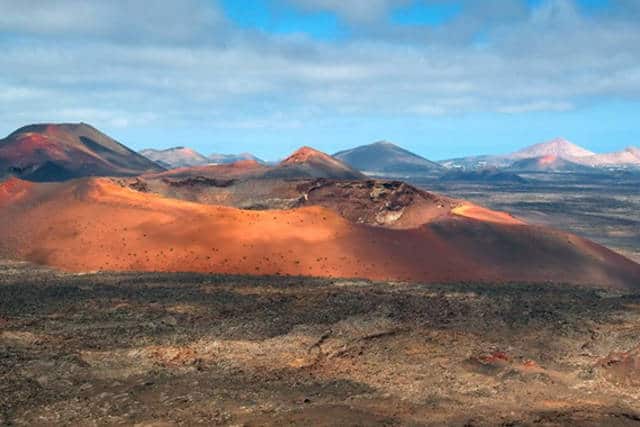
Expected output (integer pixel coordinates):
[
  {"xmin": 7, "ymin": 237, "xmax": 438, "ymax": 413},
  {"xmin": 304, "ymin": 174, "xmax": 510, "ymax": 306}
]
[{"xmin": 1, "ymin": 261, "xmax": 640, "ymax": 426}]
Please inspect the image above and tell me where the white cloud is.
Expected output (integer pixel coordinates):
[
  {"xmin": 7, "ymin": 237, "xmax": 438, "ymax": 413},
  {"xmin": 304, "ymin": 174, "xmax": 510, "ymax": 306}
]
[
  {"xmin": 285, "ymin": 0, "xmax": 412, "ymax": 23},
  {"xmin": 497, "ymin": 101, "xmax": 574, "ymax": 114},
  {"xmin": 0, "ymin": 0, "xmax": 639, "ymax": 135},
  {"xmin": 0, "ymin": 0, "xmax": 227, "ymax": 42}
]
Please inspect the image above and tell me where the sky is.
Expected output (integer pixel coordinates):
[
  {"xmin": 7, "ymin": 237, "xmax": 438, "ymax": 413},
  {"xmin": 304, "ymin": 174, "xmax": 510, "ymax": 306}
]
[{"xmin": 1, "ymin": 0, "xmax": 639, "ymax": 160}]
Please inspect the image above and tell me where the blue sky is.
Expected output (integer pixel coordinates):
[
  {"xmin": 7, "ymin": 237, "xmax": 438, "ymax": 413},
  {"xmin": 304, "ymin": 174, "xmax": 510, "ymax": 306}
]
[{"xmin": 1, "ymin": 0, "xmax": 639, "ymax": 160}]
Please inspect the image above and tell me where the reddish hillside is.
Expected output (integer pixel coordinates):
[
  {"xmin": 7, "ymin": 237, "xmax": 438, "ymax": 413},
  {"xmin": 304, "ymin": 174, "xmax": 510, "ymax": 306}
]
[
  {"xmin": 1, "ymin": 177, "xmax": 638, "ymax": 289},
  {"xmin": 268, "ymin": 147, "xmax": 365, "ymax": 179},
  {"xmin": 144, "ymin": 147, "xmax": 364, "ymax": 181},
  {"xmin": 0, "ymin": 123, "xmax": 163, "ymax": 181}
]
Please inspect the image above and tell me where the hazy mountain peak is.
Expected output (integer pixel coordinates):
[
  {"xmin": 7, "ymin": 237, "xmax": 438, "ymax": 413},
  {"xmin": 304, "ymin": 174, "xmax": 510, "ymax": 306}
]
[
  {"xmin": 511, "ymin": 137, "xmax": 595, "ymax": 160},
  {"xmin": 578, "ymin": 145, "xmax": 640, "ymax": 167},
  {"xmin": 139, "ymin": 146, "xmax": 209, "ymax": 169},
  {"xmin": 625, "ymin": 146, "xmax": 640, "ymax": 156},
  {"xmin": 208, "ymin": 152, "xmax": 264, "ymax": 165}
]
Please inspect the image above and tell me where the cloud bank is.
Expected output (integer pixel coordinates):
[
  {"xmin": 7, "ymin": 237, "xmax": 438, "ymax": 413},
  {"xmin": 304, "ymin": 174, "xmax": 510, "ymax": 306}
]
[{"xmin": 0, "ymin": 0, "xmax": 639, "ymax": 136}]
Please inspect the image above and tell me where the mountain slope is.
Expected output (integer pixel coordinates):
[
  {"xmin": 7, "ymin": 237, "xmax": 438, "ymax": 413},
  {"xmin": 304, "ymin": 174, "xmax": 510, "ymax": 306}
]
[
  {"xmin": 440, "ymin": 138, "xmax": 601, "ymax": 171},
  {"xmin": 510, "ymin": 138, "xmax": 595, "ymax": 160},
  {"xmin": 0, "ymin": 123, "xmax": 163, "ymax": 181},
  {"xmin": 580, "ymin": 147, "xmax": 640, "ymax": 167},
  {"xmin": 1, "ymin": 177, "xmax": 639, "ymax": 289},
  {"xmin": 140, "ymin": 147, "xmax": 210, "ymax": 168},
  {"xmin": 139, "ymin": 146, "xmax": 365, "ymax": 182},
  {"xmin": 508, "ymin": 155, "xmax": 596, "ymax": 173},
  {"xmin": 265, "ymin": 147, "xmax": 366, "ymax": 180},
  {"xmin": 334, "ymin": 141, "xmax": 443, "ymax": 176}
]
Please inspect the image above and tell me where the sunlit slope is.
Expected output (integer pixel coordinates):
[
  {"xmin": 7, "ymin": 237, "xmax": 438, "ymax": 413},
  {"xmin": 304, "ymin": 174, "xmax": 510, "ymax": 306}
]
[{"xmin": 1, "ymin": 177, "xmax": 639, "ymax": 289}]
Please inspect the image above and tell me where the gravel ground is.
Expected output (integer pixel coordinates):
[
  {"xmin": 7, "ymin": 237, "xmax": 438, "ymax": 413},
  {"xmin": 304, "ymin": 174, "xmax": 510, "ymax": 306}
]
[{"xmin": 1, "ymin": 260, "xmax": 640, "ymax": 426}]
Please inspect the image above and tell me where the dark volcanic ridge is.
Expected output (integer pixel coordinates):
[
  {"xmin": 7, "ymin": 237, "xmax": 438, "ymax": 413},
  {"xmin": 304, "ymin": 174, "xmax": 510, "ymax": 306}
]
[
  {"xmin": 334, "ymin": 141, "xmax": 444, "ymax": 176},
  {"xmin": 123, "ymin": 175, "xmax": 460, "ymax": 228}
]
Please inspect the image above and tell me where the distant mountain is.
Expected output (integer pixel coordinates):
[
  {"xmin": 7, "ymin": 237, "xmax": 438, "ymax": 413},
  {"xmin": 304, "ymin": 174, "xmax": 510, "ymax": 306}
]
[
  {"xmin": 334, "ymin": 141, "xmax": 443, "ymax": 176},
  {"xmin": 140, "ymin": 146, "xmax": 364, "ymax": 182},
  {"xmin": 0, "ymin": 123, "xmax": 163, "ymax": 182},
  {"xmin": 140, "ymin": 147, "xmax": 210, "ymax": 169},
  {"xmin": 440, "ymin": 138, "xmax": 622, "ymax": 171},
  {"xmin": 579, "ymin": 147, "xmax": 640, "ymax": 167},
  {"xmin": 440, "ymin": 169, "xmax": 527, "ymax": 183},
  {"xmin": 265, "ymin": 146, "xmax": 365, "ymax": 180},
  {"xmin": 508, "ymin": 155, "xmax": 595, "ymax": 173},
  {"xmin": 510, "ymin": 138, "xmax": 595, "ymax": 160},
  {"xmin": 209, "ymin": 152, "xmax": 264, "ymax": 165}
]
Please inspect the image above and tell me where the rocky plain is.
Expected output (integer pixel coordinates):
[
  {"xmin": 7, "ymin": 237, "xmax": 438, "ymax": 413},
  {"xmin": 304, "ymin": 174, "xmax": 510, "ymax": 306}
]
[{"xmin": 1, "ymin": 260, "xmax": 640, "ymax": 426}]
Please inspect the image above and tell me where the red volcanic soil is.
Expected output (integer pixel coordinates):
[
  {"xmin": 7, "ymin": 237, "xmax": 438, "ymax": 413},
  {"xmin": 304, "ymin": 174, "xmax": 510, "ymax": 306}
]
[
  {"xmin": 452, "ymin": 203, "xmax": 524, "ymax": 225},
  {"xmin": 281, "ymin": 146, "xmax": 329, "ymax": 164},
  {"xmin": 538, "ymin": 154, "xmax": 558, "ymax": 166},
  {"xmin": 271, "ymin": 147, "xmax": 366, "ymax": 180},
  {"xmin": 1, "ymin": 178, "xmax": 639, "ymax": 289},
  {"xmin": 2, "ymin": 132, "xmax": 70, "ymax": 162},
  {"xmin": 0, "ymin": 177, "xmax": 33, "ymax": 206}
]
